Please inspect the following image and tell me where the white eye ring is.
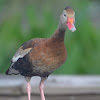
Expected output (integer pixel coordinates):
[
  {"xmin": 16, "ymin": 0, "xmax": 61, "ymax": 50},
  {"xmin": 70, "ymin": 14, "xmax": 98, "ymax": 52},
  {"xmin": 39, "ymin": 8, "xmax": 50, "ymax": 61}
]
[{"xmin": 63, "ymin": 14, "xmax": 66, "ymax": 18}]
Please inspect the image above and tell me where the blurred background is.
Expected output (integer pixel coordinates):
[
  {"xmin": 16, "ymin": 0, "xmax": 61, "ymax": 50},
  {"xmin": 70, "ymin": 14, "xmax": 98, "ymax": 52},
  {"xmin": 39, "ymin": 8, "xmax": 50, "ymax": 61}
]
[{"xmin": 0, "ymin": 0, "xmax": 100, "ymax": 75}]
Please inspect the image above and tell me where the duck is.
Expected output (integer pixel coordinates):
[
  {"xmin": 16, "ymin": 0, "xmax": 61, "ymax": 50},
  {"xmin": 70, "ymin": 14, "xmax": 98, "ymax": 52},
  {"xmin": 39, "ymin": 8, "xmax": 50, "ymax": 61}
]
[{"xmin": 6, "ymin": 6, "xmax": 76, "ymax": 100}]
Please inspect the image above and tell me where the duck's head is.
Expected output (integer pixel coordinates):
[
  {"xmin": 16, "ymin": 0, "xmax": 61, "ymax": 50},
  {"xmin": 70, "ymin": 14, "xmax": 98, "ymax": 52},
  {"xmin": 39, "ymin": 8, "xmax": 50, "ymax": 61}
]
[{"xmin": 58, "ymin": 6, "xmax": 76, "ymax": 32}]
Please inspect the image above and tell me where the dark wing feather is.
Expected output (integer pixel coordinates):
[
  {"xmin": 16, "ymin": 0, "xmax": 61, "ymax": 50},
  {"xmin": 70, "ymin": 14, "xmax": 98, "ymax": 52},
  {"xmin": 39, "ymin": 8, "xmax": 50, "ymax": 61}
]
[{"xmin": 6, "ymin": 39, "xmax": 36, "ymax": 75}]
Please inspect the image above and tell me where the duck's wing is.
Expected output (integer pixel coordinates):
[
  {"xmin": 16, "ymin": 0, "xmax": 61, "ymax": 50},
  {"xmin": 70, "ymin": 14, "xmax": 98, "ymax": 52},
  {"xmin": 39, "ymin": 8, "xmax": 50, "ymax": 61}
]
[{"xmin": 6, "ymin": 39, "xmax": 36, "ymax": 75}]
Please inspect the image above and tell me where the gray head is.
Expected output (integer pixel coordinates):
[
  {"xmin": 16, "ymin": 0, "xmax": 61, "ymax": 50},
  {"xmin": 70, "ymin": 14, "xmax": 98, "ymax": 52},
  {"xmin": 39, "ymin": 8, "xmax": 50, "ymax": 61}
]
[{"xmin": 58, "ymin": 6, "xmax": 76, "ymax": 32}]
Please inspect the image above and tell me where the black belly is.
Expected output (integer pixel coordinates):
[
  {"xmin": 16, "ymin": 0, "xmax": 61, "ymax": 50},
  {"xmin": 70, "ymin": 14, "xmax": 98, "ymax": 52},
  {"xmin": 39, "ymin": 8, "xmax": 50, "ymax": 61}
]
[{"xmin": 12, "ymin": 55, "xmax": 50, "ymax": 78}]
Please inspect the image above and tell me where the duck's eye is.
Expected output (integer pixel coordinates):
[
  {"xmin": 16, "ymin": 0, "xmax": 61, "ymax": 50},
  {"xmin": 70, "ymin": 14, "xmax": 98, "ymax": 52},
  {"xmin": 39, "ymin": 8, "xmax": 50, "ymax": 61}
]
[{"xmin": 63, "ymin": 14, "xmax": 66, "ymax": 17}]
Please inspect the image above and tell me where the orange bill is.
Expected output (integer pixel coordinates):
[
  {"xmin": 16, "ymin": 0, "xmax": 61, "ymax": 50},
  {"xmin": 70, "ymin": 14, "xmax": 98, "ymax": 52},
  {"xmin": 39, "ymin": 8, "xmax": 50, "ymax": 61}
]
[{"xmin": 66, "ymin": 18, "xmax": 76, "ymax": 32}]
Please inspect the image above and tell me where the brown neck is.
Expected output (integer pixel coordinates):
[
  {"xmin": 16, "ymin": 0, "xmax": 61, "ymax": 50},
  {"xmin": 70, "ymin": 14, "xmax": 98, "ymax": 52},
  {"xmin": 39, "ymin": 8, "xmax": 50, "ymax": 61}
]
[{"xmin": 50, "ymin": 29, "xmax": 66, "ymax": 43}]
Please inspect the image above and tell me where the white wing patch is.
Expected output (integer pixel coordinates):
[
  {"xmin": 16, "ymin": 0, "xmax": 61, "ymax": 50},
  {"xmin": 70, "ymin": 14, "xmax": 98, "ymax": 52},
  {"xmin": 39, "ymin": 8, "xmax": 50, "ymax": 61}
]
[
  {"xmin": 12, "ymin": 47, "xmax": 32, "ymax": 63},
  {"xmin": 12, "ymin": 55, "xmax": 23, "ymax": 63}
]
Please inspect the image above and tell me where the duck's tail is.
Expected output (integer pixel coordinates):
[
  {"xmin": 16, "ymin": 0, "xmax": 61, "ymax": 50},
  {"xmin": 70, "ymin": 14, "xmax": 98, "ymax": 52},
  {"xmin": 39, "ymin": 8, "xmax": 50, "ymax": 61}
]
[{"xmin": 5, "ymin": 64, "xmax": 19, "ymax": 75}]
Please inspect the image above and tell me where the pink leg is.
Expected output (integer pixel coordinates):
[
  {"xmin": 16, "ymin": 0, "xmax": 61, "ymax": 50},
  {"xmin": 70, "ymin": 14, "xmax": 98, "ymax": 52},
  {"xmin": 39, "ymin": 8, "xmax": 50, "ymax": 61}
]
[
  {"xmin": 27, "ymin": 82, "xmax": 31, "ymax": 100},
  {"xmin": 39, "ymin": 79, "xmax": 45, "ymax": 100}
]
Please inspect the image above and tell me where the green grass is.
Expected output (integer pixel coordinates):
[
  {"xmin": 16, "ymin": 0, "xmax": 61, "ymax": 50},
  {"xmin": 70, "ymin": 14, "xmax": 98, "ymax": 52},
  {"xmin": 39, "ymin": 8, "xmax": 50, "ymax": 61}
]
[{"xmin": 0, "ymin": 0, "xmax": 100, "ymax": 74}]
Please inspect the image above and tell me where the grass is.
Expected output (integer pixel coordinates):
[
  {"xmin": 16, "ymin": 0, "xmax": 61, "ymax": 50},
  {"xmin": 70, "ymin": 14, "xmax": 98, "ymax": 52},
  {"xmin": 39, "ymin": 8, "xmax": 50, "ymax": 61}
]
[{"xmin": 0, "ymin": 0, "xmax": 100, "ymax": 74}]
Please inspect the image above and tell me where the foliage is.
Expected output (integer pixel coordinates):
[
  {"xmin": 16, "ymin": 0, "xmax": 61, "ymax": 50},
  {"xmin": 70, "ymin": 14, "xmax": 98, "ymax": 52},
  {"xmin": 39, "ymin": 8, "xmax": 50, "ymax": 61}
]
[{"xmin": 0, "ymin": 0, "xmax": 100, "ymax": 74}]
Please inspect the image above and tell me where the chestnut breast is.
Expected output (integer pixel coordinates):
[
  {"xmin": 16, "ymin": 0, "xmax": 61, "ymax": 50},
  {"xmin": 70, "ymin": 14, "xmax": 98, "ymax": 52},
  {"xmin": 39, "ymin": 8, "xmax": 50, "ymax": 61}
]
[{"xmin": 28, "ymin": 38, "xmax": 67, "ymax": 73}]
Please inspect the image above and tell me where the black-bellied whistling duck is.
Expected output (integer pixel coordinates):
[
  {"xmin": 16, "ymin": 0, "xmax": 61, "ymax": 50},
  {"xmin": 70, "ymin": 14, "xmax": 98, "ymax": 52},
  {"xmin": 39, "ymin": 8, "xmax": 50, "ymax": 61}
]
[{"xmin": 6, "ymin": 6, "xmax": 76, "ymax": 100}]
